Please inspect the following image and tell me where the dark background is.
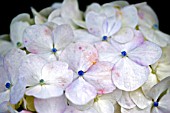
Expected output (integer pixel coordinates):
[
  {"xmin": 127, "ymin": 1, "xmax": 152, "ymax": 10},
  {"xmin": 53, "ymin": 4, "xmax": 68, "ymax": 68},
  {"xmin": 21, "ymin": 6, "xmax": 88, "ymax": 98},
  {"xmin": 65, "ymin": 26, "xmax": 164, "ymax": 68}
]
[{"xmin": 0, "ymin": 0, "xmax": 169, "ymax": 35}]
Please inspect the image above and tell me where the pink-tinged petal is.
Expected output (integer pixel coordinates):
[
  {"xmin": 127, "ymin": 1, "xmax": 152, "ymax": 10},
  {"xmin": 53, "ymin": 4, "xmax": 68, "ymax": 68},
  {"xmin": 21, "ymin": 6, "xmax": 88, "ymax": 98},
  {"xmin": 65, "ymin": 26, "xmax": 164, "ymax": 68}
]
[
  {"xmin": 130, "ymin": 88, "xmax": 152, "ymax": 109},
  {"xmin": 74, "ymin": 30, "xmax": 100, "ymax": 43},
  {"xmin": 121, "ymin": 106, "xmax": 151, "ymax": 113},
  {"xmin": 112, "ymin": 57, "xmax": 149, "ymax": 91},
  {"xmin": 156, "ymin": 93, "xmax": 170, "ymax": 113},
  {"xmin": 65, "ymin": 77, "xmax": 97, "ymax": 105},
  {"xmin": 129, "ymin": 41, "xmax": 162, "ymax": 66},
  {"xmin": 41, "ymin": 61, "xmax": 73, "ymax": 89},
  {"xmin": 84, "ymin": 62, "xmax": 116, "ymax": 94},
  {"xmin": 10, "ymin": 77, "xmax": 26, "ymax": 104},
  {"xmin": 86, "ymin": 12, "xmax": 106, "ymax": 37},
  {"xmin": 60, "ymin": 42, "xmax": 98, "ymax": 72},
  {"xmin": 0, "ymin": 90, "xmax": 10, "ymax": 104},
  {"xmin": 34, "ymin": 95, "xmax": 67, "ymax": 113},
  {"xmin": 3, "ymin": 49, "xmax": 26, "ymax": 84},
  {"xmin": 94, "ymin": 42, "xmax": 121, "ymax": 64},
  {"xmin": 113, "ymin": 27, "xmax": 134, "ymax": 44},
  {"xmin": 23, "ymin": 24, "xmax": 53, "ymax": 54},
  {"xmin": 53, "ymin": 24, "xmax": 74, "ymax": 49},
  {"xmin": 110, "ymin": 30, "xmax": 144, "ymax": 52},
  {"xmin": 94, "ymin": 99, "xmax": 114, "ymax": 113},
  {"xmin": 19, "ymin": 55, "xmax": 47, "ymax": 86},
  {"xmin": 117, "ymin": 91, "xmax": 136, "ymax": 109},
  {"xmin": 0, "ymin": 40, "xmax": 14, "ymax": 56},
  {"xmin": 26, "ymin": 85, "xmax": 63, "ymax": 99},
  {"xmin": 148, "ymin": 76, "xmax": 170, "ymax": 101},
  {"xmin": 136, "ymin": 3, "xmax": 158, "ymax": 27},
  {"xmin": 121, "ymin": 5, "xmax": 138, "ymax": 28},
  {"xmin": 102, "ymin": 16, "xmax": 121, "ymax": 37}
]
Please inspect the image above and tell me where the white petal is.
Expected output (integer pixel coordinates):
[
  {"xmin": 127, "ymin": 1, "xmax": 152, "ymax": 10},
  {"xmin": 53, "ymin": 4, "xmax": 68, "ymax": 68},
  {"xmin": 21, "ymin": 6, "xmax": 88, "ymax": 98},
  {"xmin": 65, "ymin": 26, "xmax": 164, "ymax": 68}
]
[
  {"xmin": 84, "ymin": 62, "xmax": 115, "ymax": 94},
  {"xmin": 136, "ymin": 3, "xmax": 158, "ymax": 26},
  {"xmin": 10, "ymin": 77, "xmax": 26, "ymax": 104},
  {"xmin": 121, "ymin": 106, "xmax": 151, "ymax": 113},
  {"xmin": 110, "ymin": 30, "xmax": 144, "ymax": 52},
  {"xmin": 139, "ymin": 26, "xmax": 170, "ymax": 47},
  {"xmin": 85, "ymin": 3, "xmax": 101, "ymax": 15},
  {"xmin": 48, "ymin": 9, "xmax": 61, "ymax": 22},
  {"xmin": 64, "ymin": 106, "xmax": 98, "ymax": 113},
  {"xmin": 142, "ymin": 69, "xmax": 158, "ymax": 97},
  {"xmin": 94, "ymin": 42, "xmax": 121, "ymax": 64},
  {"xmin": 73, "ymin": 19, "xmax": 86, "ymax": 29},
  {"xmin": 148, "ymin": 76, "xmax": 170, "ymax": 101},
  {"xmin": 0, "ymin": 90, "xmax": 10, "ymax": 104},
  {"xmin": 0, "ymin": 66, "xmax": 9, "ymax": 93},
  {"xmin": 23, "ymin": 24, "xmax": 53, "ymax": 54},
  {"xmin": 34, "ymin": 95, "xmax": 67, "ymax": 113},
  {"xmin": 10, "ymin": 21, "xmax": 30, "ymax": 47},
  {"xmin": 129, "ymin": 41, "xmax": 162, "ymax": 66},
  {"xmin": 86, "ymin": 12, "xmax": 106, "ymax": 37},
  {"xmin": 19, "ymin": 55, "xmax": 47, "ymax": 86},
  {"xmin": 130, "ymin": 88, "xmax": 152, "ymax": 109},
  {"xmin": 112, "ymin": 58, "xmax": 149, "ymax": 91},
  {"xmin": 102, "ymin": 16, "xmax": 121, "ymax": 37},
  {"xmin": 26, "ymin": 85, "xmax": 63, "ymax": 99},
  {"xmin": 0, "ymin": 101, "xmax": 10, "ymax": 113},
  {"xmin": 117, "ymin": 91, "xmax": 136, "ymax": 109},
  {"xmin": 53, "ymin": 24, "xmax": 74, "ymax": 49},
  {"xmin": 41, "ymin": 61, "xmax": 73, "ymax": 89},
  {"xmin": 3, "ymin": 49, "xmax": 26, "ymax": 84},
  {"xmin": 0, "ymin": 40, "xmax": 14, "ymax": 56},
  {"xmin": 121, "ymin": 5, "xmax": 138, "ymax": 28},
  {"xmin": 99, "ymin": 88, "xmax": 122, "ymax": 102},
  {"xmin": 156, "ymin": 92, "xmax": 170, "ymax": 113},
  {"xmin": 61, "ymin": 0, "xmax": 82, "ymax": 20},
  {"xmin": 68, "ymin": 100, "xmax": 94, "ymax": 111},
  {"xmin": 31, "ymin": 7, "xmax": 47, "ymax": 24},
  {"xmin": 59, "ymin": 42, "xmax": 98, "ymax": 72},
  {"xmin": 65, "ymin": 77, "xmax": 97, "ymax": 105},
  {"xmin": 94, "ymin": 99, "xmax": 114, "ymax": 113},
  {"xmin": 74, "ymin": 30, "xmax": 100, "ymax": 43},
  {"xmin": 113, "ymin": 27, "xmax": 134, "ymax": 43}
]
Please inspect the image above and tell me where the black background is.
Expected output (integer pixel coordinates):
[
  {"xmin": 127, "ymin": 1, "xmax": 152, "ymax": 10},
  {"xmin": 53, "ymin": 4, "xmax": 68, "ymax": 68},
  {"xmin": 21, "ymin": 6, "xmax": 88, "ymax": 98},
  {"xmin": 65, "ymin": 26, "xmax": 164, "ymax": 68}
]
[{"xmin": 0, "ymin": 0, "xmax": 169, "ymax": 35}]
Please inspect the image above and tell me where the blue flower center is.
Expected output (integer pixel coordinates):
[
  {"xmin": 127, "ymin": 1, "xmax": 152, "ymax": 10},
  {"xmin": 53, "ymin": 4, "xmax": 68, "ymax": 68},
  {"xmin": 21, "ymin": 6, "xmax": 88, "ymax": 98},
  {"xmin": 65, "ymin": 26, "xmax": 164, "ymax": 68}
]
[
  {"xmin": 52, "ymin": 48, "xmax": 57, "ymax": 53},
  {"xmin": 152, "ymin": 24, "xmax": 159, "ymax": 30},
  {"xmin": 78, "ymin": 70, "xmax": 84, "ymax": 76},
  {"xmin": 121, "ymin": 51, "xmax": 127, "ymax": 57},
  {"xmin": 153, "ymin": 102, "xmax": 159, "ymax": 107},
  {"xmin": 5, "ymin": 82, "xmax": 11, "ymax": 89},
  {"xmin": 102, "ymin": 36, "xmax": 108, "ymax": 41}
]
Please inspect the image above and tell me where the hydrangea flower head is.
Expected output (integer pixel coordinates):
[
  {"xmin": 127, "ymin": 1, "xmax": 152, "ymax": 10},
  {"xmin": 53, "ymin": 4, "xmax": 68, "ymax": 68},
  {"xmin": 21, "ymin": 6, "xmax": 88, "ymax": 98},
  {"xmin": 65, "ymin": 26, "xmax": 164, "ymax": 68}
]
[{"xmin": 0, "ymin": 0, "xmax": 170, "ymax": 112}]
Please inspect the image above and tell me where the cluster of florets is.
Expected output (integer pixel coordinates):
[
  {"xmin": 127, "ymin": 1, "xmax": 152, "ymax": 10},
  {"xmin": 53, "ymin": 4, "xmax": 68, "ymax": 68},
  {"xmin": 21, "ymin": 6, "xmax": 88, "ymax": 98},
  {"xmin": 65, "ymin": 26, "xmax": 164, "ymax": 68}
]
[{"xmin": 0, "ymin": 0, "xmax": 170, "ymax": 113}]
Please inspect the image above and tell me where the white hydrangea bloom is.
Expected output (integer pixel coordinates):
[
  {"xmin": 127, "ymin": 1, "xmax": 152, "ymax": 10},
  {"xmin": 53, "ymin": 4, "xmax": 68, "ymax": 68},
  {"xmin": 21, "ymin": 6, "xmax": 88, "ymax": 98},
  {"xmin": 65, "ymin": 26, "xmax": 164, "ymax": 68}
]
[
  {"xmin": 136, "ymin": 3, "xmax": 170, "ymax": 47},
  {"xmin": 19, "ymin": 55, "xmax": 73, "ymax": 99},
  {"xmin": 0, "ymin": 14, "xmax": 31, "ymax": 56},
  {"xmin": 23, "ymin": 24, "xmax": 74, "ymax": 61},
  {"xmin": 95, "ymin": 29, "xmax": 162, "ymax": 91}
]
